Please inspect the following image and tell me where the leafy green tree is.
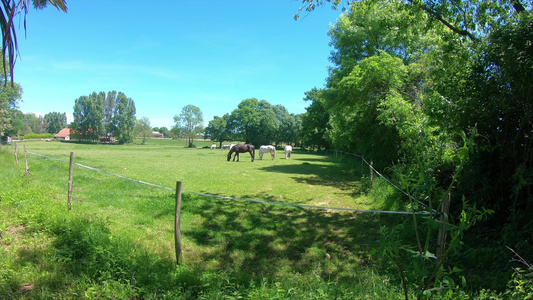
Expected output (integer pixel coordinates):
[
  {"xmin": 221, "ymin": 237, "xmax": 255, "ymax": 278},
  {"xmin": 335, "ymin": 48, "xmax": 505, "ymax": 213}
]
[
  {"xmin": 248, "ymin": 102, "xmax": 278, "ymax": 146},
  {"xmin": 102, "ymin": 91, "xmax": 136, "ymax": 143},
  {"xmin": 307, "ymin": 0, "xmax": 532, "ymax": 296},
  {"xmin": 272, "ymin": 104, "xmax": 301, "ymax": 146},
  {"xmin": 112, "ymin": 92, "xmax": 136, "ymax": 143},
  {"xmin": 104, "ymin": 91, "xmax": 118, "ymax": 135},
  {"xmin": 297, "ymin": 0, "xmax": 525, "ymax": 40},
  {"xmin": 158, "ymin": 127, "xmax": 169, "ymax": 137},
  {"xmin": 205, "ymin": 113, "xmax": 230, "ymax": 148},
  {"xmin": 173, "ymin": 105, "xmax": 203, "ymax": 147},
  {"xmin": 228, "ymin": 98, "xmax": 260, "ymax": 143},
  {"xmin": 72, "ymin": 92, "xmax": 105, "ymax": 141},
  {"xmin": 1, "ymin": 0, "xmax": 67, "ymax": 85},
  {"xmin": 228, "ymin": 98, "xmax": 281, "ymax": 146},
  {"xmin": 134, "ymin": 117, "xmax": 151, "ymax": 145},
  {"xmin": 453, "ymin": 11, "xmax": 533, "ymax": 243},
  {"xmin": 43, "ymin": 112, "xmax": 67, "ymax": 134},
  {"xmin": 0, "ymin": 66, "xmax": 22, "ymax": 140},
  {"xmin": 300, "ymin": 88, "xmax": 330, "ymax": 150},
  {"xmin": 170, "ymin": 126, "xmax": 181, "ymax": 139},
  {"xmin": 2, "ymin": 109, "xmax": 24, "ymax": 138}
]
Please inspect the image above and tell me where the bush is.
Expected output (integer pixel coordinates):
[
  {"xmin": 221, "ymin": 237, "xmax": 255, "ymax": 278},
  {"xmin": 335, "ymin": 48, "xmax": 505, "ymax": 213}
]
[{"xmin": 22, "ymin": 133, "xmax": 54, "ymax": 140}]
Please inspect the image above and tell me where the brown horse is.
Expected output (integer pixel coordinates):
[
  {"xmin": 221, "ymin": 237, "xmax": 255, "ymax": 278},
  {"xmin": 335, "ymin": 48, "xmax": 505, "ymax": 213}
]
[{"xmin": 227, "ymin": 144, "xmax": 255, "ymax": 162}]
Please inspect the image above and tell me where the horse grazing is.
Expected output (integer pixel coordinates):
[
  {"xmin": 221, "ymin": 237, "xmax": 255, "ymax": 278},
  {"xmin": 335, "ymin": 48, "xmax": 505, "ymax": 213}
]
[
  {"xmin": 284, "ymin": 145, "xmax": 292, "ymax": 159},
  {"xmin": 227, "ymin": 144, "xmax": 255, "ymax": 162},
  {"xmin": 259, "ymin": 145, "xmax": 276, "ymax": 160},
  {"xmin": 211, "ymin": 144, "xmax": 216, "ymax": 150}
]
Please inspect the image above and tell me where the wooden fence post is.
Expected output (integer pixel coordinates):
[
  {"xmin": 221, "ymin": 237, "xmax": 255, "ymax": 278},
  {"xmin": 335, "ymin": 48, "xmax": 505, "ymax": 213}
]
[
  {"xmin": 175, "ymin": 181, "xmax": 183, "ymax": 264},
  {"xmin": 436, "ymin": 193, "xmax": 451, "ymax": 263},
  {"xmin": 370, "ymin": 160, "xmax": 374, "ymax": 189},
  {"xmin": 24, "ymin": 145, "xmax": 29, "ymax": 176},
  {"xmin": 15, "ymin": 143, "xmax": 18, "ymax": 166},
  {"xmin": 68, "ymin": 152, "xmax": 74, "ymax": 211}
]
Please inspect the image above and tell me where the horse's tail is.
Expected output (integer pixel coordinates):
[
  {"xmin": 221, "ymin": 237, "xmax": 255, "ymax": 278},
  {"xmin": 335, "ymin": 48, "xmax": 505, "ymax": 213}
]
[{"xmin": 273, "ymin": 147, "xmax": 276, "ymax": 158}]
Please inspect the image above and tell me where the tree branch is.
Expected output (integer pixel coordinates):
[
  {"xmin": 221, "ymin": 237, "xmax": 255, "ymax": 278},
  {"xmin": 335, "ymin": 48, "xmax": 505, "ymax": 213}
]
[{"xmin": 406, "ymin": 0, "xmax": 478, "ymax": 41}]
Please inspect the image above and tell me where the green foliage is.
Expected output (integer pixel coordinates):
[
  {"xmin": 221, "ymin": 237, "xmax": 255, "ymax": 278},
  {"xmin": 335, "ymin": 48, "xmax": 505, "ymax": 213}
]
[
  {"xmin": 113, "ymin": 92, "xmax": 136, "ymax": 143},
  {"xmin": 22, "ymin": 133, "xmax": 54, "ymax": 139},
  {"xmin": 72, "ymin": 91, "xmax": 136, "ymax": 143},
  {"xmin": 134, "ymin": 117, "xmax": 151, "ymax": 145},
  {"xmin": 72, "ymin": 92, "xmax": 106, "ymax": 141},
  {"xmin": 300, "ymin": 88, "xmax": 330, "ymax": 150},
  {"xmin": 205, "ymin": 114, "xmax": 230, "ymax": 145},
  {"xmin": 0, "ymin": 81, "xmax": 22, "ymax": 139},
  {"xmin": 43, "ymin": 112, "xmax": 67, "ymax": 134},
  {"xmin": 174, "ymin": 104, "xmax": 204, "ymax": 147}
]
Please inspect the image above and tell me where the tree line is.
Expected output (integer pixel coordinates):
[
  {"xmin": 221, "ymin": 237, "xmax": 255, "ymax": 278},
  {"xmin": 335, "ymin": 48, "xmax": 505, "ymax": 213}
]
[
  {"xmin": 296, "ymin": 0, "xmax": 532, "ymax": 296},
  {"xmin": 205, "ymin": 98, "xmax": 302, "ymax": 148}
]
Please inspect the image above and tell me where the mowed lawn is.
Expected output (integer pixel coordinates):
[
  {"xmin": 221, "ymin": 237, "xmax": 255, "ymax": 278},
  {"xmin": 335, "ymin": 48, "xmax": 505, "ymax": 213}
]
[{"xmin": 18, "ymin": 139, "xmax": 370, "ymax": 210}]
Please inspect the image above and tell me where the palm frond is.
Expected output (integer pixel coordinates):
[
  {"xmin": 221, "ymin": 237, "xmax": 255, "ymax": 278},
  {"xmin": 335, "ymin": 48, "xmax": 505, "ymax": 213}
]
[{"xmin": 1, "ymin": 0, "xmax": 67, "ymax": 86}]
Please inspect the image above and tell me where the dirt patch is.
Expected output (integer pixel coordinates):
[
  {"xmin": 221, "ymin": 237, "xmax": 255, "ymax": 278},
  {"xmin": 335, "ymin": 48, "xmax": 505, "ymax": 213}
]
[{"xmin": 20, "ymin": 282, "xmax": 34, "ymax": 293}]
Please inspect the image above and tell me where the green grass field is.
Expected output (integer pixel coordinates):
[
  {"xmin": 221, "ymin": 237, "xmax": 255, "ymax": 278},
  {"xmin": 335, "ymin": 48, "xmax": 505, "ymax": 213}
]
[{"xmin": 0, "ymin": 139, "xmax": 419, "ymax": 299}]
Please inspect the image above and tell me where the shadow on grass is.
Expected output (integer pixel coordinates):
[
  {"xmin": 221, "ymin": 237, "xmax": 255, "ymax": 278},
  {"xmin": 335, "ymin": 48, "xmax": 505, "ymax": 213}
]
[
  {"xmin": 258, "ymin": 161, "xmax": 363, "ymax": 198},
  {"xmin": 182, "ymin": 193, "xmax": 397, "ymax": 282}
]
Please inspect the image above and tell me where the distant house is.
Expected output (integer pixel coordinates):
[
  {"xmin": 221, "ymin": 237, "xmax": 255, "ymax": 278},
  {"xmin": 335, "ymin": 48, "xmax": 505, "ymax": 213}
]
[
  {"xmin": 152, "ymin": 131, "xmax": 164, "ymax": 138},
  {"xmin": 54, "ymin": 128, "xmax": 70, "ymax": 140}
]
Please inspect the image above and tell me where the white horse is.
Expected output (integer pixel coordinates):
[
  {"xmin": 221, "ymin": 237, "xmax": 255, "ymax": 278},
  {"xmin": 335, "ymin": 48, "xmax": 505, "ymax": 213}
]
[
  {"xmin": 284, "ymin": 145, "xmax": 292, "ymax": 159},
  {"xmin": 211, "ymin": 144, "xmax": 216, "ymax": 150},
  {"xmin": 259, "ymin": 145, "xmax": 276, "ymax": 160},
  {"xmin": 222, "ymin": 144, "xmax": 236, "ymax": 151}
]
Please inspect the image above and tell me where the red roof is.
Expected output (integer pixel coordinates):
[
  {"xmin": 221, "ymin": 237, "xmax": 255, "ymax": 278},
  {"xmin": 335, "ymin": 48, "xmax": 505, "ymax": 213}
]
[{"xmin": 54, "ymin": 128, "xmax": 70, "ymax": 138}]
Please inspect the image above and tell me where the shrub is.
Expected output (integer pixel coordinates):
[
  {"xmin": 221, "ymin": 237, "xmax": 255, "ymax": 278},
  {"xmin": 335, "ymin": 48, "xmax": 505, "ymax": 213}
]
[{"xmin": 22, "ymin": 133, "xmax": 54, "ymax": 140}]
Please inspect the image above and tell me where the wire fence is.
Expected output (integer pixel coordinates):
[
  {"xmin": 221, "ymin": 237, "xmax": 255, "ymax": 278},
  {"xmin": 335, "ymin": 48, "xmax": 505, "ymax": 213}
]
[
  {"xmin": 25, "ymin": 149, "xmax": 430, "ymax": 216},
  {"xmin": 325, "ymin": 149, "xmax": 438, "ymax": 214}
]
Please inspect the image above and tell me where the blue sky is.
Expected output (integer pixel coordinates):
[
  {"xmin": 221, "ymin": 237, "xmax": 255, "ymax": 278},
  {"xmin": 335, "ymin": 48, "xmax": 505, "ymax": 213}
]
[{"xmin": 15, "ymin": 0, "xmax": 342, "ymax": 129}]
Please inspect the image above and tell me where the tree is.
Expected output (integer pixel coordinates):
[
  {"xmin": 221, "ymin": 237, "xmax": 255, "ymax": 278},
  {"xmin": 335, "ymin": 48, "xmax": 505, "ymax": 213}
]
[
  {"xmin": 228, "ymin": 98, "xmax": 260, "ymax": 143},
  {"xmin": 112, "ymin": 92, "xmax": 136, "ymax": 143},
  {"xmin": 72, "ymin": 91, "xmax": 135, "ymax": 143},
  {"xmin": 134, "ymin": 117, "xmax": 151, "ymax": 145},
  {"xmin": 104, "ymin": 91, "xmax": 118, "ymax": 135},
  {"xmin": 43, "ymin": 112, "xmax": 67, "ymax": 134},
  {"xmin": 248, "ymin": 101, "xmax": 278, "ymax": 147},
  {"xmin": 228, "ymin": 98, "xmax": 281, "ymax": 146},
  {"xmin": 158, "ymin": 127, "xmax": 169, "ymax": 138},
  {"xmin": 296, "ymin": 0, "xmax": 526, "ymax": 40},
  {"xmin": 302, "ymin": 0, "xmax": 532, "ymax": 295},
  {"xmin": 1, "ymin": 0, "xmax": 67, "ymax": 85},
  {"xmin": 205, "ymin": 113, "xmax": 230, "ymax": 148},
  {"xmin": 173, "ymin": 104, "xmax": 203, "ymax": 147},
  {"xmin": 72, "ymin": 92, "xmax": 105, "ymax": 141},
  {"xmin": 300, "ymin": 88, "xmax": 330, "ymax": 150},
  {"xmin": 272, "ymin": 104, "xmax": 301, "ymax": 146},
  {"xmin": 0, "ymin": 57, "xmax": 22, "ymax": 140},
  {"xmin": 102, "ymin": 91, "xmax": 136, "ymax": 143}
]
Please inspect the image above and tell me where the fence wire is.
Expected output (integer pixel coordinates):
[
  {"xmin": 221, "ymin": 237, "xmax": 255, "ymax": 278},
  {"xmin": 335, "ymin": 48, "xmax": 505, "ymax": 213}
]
[
  {"xmin": 26, "ymin": 150, "xmax": 430, "ymax": 216},
  {"xmin": 327, "ymin": 149, "xmax": 438, "ymax": 214}
]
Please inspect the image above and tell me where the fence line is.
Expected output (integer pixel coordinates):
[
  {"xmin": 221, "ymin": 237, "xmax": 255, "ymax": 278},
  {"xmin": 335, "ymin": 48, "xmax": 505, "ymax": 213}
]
[
  {"xmin": 26, "ymin": 151, "xmax": 430, "ymax": 215},
  {"xmin": 326, "ymin": 150, "xmax": 438, "ymax": 214}
]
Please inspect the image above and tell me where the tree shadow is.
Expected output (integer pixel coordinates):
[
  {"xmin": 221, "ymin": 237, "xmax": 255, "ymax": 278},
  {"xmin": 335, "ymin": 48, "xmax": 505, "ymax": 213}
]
[
  {"xmin": 181, "ymin": 193, "xmax": 393, "ymax": 284},
  {"xmin": 258, "ymin": 162, "xmax": 363, "ymax": 198}
]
